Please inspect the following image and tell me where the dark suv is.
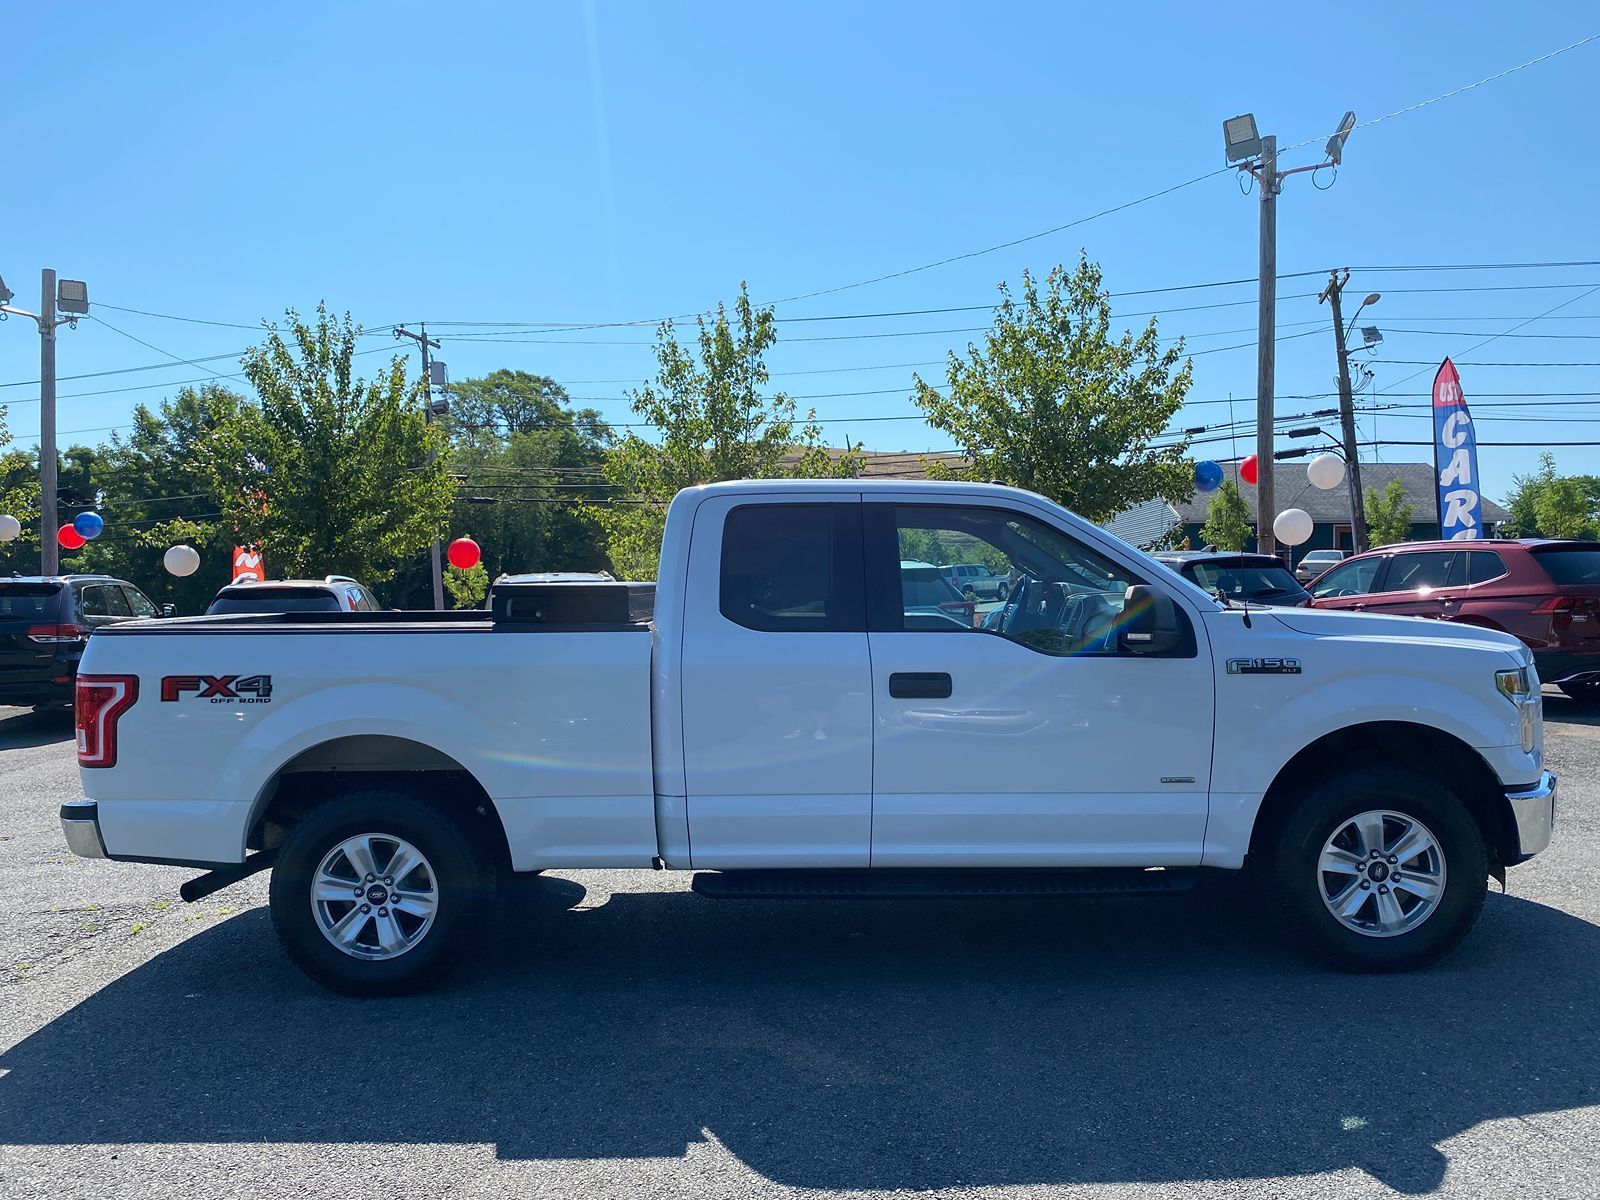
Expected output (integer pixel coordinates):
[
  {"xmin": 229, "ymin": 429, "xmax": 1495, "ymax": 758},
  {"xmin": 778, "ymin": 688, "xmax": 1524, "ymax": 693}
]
[
  {"xmin": 0, "ymin": 575, "xmax": 163, "ymax": 709},
  {"xmin": 1308, "ymin": 540, "xmax": 1600, "ymax": 699}
]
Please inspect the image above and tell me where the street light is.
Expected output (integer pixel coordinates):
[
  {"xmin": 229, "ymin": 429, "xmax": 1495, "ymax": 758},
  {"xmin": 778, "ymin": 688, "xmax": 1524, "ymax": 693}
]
[
  {"xmin": 0, "ymin": 273, "xmax": 12, "ymax": 307},
  {"xmin": 1222, "ymin": 106, "xmax": 1357, "ymax": 556}
]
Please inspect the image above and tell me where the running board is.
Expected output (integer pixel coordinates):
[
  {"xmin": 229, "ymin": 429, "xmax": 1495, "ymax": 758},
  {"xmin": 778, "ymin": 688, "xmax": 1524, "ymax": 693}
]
[{"xmin": 690, "ymin": 867, "xmax": 1197, "ymax": 900}]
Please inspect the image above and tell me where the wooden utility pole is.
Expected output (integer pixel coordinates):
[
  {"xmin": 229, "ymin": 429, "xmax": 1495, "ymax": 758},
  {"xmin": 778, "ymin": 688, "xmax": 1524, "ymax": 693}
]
[{"xmin": 1320, "ymin": 270, "xmax": 1370, "ymax": 553}]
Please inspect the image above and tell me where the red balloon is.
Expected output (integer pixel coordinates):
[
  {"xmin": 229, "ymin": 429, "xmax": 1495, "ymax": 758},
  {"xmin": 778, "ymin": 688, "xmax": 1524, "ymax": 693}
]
[
  {"xmin": 446, "ymin": 537, "xmax": 481, "ymax": 571},
  {"xmin": 57, "ymin": 525, "xmax": 86, "ymax": 550},
  {"xmin": 1239, "ymin": 454, "xmax": 1259, "ymax": 487}
]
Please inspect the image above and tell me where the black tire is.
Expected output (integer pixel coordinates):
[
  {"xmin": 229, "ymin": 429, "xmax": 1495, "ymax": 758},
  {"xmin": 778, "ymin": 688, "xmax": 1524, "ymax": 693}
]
[
  {"xmin": 1558, "ymin": 681, "xmax": 1600, "ymax": 703},
  {"xmin": 1268, "ymin": 767, "xmax": 1487, "ymax": 973},
  {"xmin": 269, "ymin": 789, "xmax": 489, "ymax": 996}
]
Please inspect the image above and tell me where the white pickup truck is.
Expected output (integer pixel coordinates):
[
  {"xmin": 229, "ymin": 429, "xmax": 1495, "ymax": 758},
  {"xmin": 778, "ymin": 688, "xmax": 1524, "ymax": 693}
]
[{"xmin": 62, "ymin": 480, "xmax": 1555, "ymax": 994}]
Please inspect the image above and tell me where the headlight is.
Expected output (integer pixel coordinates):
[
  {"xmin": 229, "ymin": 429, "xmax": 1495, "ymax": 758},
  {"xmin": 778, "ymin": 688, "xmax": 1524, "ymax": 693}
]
[{"xmin": 1496, "ymin": 667, "xmax": 1533, "ymax": 704}]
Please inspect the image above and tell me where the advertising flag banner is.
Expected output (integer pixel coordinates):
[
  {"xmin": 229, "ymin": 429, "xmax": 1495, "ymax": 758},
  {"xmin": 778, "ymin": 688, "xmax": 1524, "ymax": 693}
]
[
  {"xmin": 232, "ymin": 545, "xmax": 265, "ymax": 583},
  {"xmin": 1432, "ymin": 358, "xmax": 1483, "ymax": 541}
]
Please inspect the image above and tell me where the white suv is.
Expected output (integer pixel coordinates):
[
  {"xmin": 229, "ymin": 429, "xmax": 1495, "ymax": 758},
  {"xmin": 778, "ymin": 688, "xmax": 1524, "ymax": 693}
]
[
  {"xmin": 206, "ymin": 576, "xmax": 379, "ymax": 615},
  {"xmin": 940, "ymin": 562, "xmax": 1010, "ymax": 600}
]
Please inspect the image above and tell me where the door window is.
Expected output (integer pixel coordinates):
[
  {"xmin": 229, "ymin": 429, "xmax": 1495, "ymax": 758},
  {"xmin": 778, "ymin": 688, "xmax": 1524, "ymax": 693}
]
[
  {"xmin": 869, "ymin": 505, "xmax": 1142, "ymax": 656},
  {"xmin": 720, "ymin": 504, "xmax": 863, "ymax": 633},
  {"xmin": 1383, "ymin": 551, "xmax": 1456, "ymax": 593},
  {"xmin": 79, "ymin": 585, "xmax": 132, "ymax": 619},
  {"xmin": 123, "ymin": 588, "xmax": 159, "ymax": 618},
  {"xmin": 1310, "ymin": 557, "xmax": 1385, "ymax": 599},
  {"xmin": 1466, "ymin": 551, "xmax": 1508, "ymax": 585}
]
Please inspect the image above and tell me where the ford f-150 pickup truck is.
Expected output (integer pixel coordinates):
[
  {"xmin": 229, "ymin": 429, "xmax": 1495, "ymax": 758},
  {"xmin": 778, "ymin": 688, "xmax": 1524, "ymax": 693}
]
[{"xmin": 61, "ymin": 480, "xmax": 1556, "ymax": 994}]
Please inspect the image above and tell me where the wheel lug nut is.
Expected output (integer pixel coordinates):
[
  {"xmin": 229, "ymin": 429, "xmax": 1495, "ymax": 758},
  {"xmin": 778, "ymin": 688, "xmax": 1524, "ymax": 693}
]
[
  {"xmin": 1369, "ymin": 850, "xmax": 1380, "ymax": 858},
  {"xmin": 353, "ymin": 887, "xmax": 363, "ymax": 896},
  {"xmin": 378, "ymin": 908, "xmax": 389, "ymax": 917},
  {"xmin": 1387, "ymin": 856, "xmax": 1398, "ymax": 864},
  {"xmin": 1360, "ymin": 882, "xmax": 1371, "ymax": 890},
  {"xmin": 1378, "ymin": 886, "xmax": 1389, "ymax": 895},
  {"xmin": 384, "ymin": 877, "xmax": 393, "ymax": 885},
  {"xmin": 360, "ymin": 904, "xmax": 371, "ymax": 914},
  {"xmin": 365, "ymin": 874, "xmax": 375, "ymax": 882}
]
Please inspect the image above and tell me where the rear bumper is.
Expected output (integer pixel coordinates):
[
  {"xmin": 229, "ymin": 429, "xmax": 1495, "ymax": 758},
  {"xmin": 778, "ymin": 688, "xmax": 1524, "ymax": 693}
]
[
  {"xmin": 0, "ymin": 670, "xmax": 75, "ymax": 706},
  {"xmin": 1505, "ymin": 771, "xmax": 1557, "ymax": 862},
  {"xmin": 60, "ymin": 800, "xmax": 107, "ymax": 859}
]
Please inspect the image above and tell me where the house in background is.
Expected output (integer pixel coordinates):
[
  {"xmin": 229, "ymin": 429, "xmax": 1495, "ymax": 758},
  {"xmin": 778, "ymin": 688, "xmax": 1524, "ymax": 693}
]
[{"xmin": 1103, "ymin": 461, "xmax": 1509, "ymax": 560}]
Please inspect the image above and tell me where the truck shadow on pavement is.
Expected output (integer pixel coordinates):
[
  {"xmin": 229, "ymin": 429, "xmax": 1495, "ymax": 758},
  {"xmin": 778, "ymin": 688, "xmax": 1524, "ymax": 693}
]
[
  {"xmin": 0, "ymin": 707, "xmax": 74, "ymax": 752},
  {"xmin": 1, "ymin": 877, "xmax": 1596, "ymax": 1195}
]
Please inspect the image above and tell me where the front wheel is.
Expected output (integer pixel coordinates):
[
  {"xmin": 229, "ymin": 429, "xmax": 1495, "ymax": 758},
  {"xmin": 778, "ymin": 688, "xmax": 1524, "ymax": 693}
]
[
  {"xmin": 269, "ymin": 789, "xmax": 489, "ymax": 996},
  {"xmin": 1268, "ymin": 767, "xmax": 1487, "ymax": 972}
]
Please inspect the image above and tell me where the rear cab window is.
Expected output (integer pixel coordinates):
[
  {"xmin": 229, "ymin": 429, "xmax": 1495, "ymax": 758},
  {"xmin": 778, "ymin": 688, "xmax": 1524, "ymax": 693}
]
[{"xmin": 719, "ymin": 504, "xmax": 863, "ymax": 632}]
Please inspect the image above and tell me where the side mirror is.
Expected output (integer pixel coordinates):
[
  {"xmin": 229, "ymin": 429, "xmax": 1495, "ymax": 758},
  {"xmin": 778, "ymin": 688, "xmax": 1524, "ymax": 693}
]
[
  {"xmin": 160, "ymin": 603, "xmax": 176, "ymax": 618},
  {"xmin": 1120, "ymin": 584, "xmax": 1183, "ymax": 655}
]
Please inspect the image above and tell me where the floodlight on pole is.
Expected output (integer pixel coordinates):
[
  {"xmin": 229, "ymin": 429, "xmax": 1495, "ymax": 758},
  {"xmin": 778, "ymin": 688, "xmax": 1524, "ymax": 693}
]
[
  {"xmin": 1222, "ymin": 114, "xmax": 1262, "ymax": 162},
  {"xmin": 56, "ymin": 279, "xmax": 89, "ymax": 316},
  {"xmin": 0, "ymin": 274, "xmax": 12, "ymax": 307},
  {"xmin": 1324, "ymin": 111, "xmax": 1357, "ymax": 165},
  {"xmin": 1361, "ymin": 326, "xmax": 1383, "ymax": 347}
]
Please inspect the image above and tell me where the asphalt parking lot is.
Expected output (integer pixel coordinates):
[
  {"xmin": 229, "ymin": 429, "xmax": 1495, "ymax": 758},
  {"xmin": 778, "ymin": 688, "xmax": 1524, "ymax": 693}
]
[{"xmin": 1, "ymin": 697, "xmax": 1597, "ymax": 1200}]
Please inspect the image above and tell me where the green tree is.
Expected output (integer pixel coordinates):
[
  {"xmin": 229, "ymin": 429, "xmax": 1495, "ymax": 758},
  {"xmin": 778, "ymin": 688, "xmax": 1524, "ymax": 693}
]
[
  {"xmin": 1364, "ymin": 478, "xmax": 1415, "ymax": 547},
  {"xmin": 1502, "ymin": 453, "xmax": 1600, "ymax": 539},
  {"xmin": 203, "ymin": 306, "xmax": 456, "ymax": 588},
  {"xmin": 1201, "ymin": 478, "xmax": 1252, "ymax": 551},
  {"xmin": 912, "ymin": 257, "xmax": 1194, "ymax": 521},
  {"xmin": 443, "ymin": 562, "xmax": 489, "ymax": 608},
  {"xmin": 600, "ymin": 284, "xmax": 859, "ymax": 579},
  {"xmin": 0, "ymin": 405, "xmax": 42, "ymax": 572},
  {"xmin": 397, "ymin": 369, "xmax": 612, "ymax": 607}
]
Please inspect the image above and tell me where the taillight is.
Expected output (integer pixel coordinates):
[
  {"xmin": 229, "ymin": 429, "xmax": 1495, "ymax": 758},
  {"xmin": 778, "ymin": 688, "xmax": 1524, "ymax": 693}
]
[
  {"xmin": 76, "ymin": 674, "xmax": 139, "ymax": 768},
  {"xmin": 28, "ymin": 623, "xmax": 87, "ymax": 644}
]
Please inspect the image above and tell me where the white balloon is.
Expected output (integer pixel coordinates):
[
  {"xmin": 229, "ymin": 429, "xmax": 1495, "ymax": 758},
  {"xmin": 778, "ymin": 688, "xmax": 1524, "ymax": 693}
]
[
  {"xmin": 1307, "ymin": 452, "xmax": 1346, "ymax": 491},
  {"xmin": 163, "ymin": 544, "xmax": 201, "ymax": 577},
  {"xmin": 0, "ymin": 515, "xmax": 20, "ymax": 542},
  {"xmin": 1273, "ymin": 507, "xmax": 1314, "ymax": 547}
]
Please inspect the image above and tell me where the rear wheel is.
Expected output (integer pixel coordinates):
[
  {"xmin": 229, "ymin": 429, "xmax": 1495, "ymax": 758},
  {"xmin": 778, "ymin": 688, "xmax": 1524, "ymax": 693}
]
[
  {"xmin": 1268, "ymin": 767, "xmax": 1487, "ymax": 972},
  {"xmin": 269, "ymin": 789, "xmax": 489, "ymax": 996}
]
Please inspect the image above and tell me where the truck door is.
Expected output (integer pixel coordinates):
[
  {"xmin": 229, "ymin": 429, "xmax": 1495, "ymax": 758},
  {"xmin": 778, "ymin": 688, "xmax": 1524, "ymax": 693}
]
[
  {"xmin": 679, "ymin": 495, "xmax": 872, "ymax": 867},
  {"xmin": 863, "ymin": 500, "xmax": 1215, "ymax": 867}
]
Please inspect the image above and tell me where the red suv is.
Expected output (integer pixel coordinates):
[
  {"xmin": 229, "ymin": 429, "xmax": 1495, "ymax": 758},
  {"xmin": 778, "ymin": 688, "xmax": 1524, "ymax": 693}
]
[{"xmin": 1308, "ymin": 540, "xmax": 1600, "ymax": 699}]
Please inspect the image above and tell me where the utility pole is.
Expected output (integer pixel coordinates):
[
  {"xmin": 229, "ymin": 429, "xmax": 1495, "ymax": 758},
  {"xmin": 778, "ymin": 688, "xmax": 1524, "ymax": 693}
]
[
  {"xmin": 0, "ymin": 268, "xmax": 89, "ymax": 575},
  {"xmin": 1320, "ymin": 270, "xmax": 1370, "ymax": 553},
  {"xmin": 394, "ymin": 323, "xmax": 445, "ymax": 609},
  {"xmin": 1222, "ymin": 109, "xmax": 1357, "ymax": 559},
  {"xmin": 39, "ymin": 270, "xmax": 60, "ymax": 574},
  {"xmin": 1254, "ymin": 136, "xmax": 1278, "ymax": 556}
]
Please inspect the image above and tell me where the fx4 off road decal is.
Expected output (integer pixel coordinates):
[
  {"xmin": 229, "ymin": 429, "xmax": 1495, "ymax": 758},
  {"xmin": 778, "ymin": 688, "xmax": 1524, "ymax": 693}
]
[
  {"xmin": 160, "ymin": 674, "xmax": 274, "ymax": 704},
  {"xmin": 1226, "ymin": 657, "xmax": 1302, "ymax": 676}
]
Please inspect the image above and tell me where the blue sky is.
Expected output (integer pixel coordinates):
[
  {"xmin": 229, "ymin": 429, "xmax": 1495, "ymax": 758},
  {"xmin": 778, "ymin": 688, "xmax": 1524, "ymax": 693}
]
[{"xmin": 4, "ymin": 3, "xmax": 1598, "ymax": 504}]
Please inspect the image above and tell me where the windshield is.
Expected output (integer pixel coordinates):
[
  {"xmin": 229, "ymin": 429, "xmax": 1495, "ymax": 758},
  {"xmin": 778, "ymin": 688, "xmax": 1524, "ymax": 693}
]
[
  {"xmin": 0, "ymin": 583, "xmax": 63, "ymax": 619},
  {"xmin": 207, "ymin": 590, "xmax": 341, "ymax": 615},
  {"xmin": 1531, "ymin": 547, "xmax": 1600, "ymax": 586}
]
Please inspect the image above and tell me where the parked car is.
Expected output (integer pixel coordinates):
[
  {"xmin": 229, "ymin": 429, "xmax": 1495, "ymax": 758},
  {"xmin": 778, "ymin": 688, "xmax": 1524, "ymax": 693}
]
[
  {"xmin": 1294, "ymin": 548, "xmax": 1349, "ymax": 585},
  {"xmin": 482, "ymin": 571, "xmax": 614, "ymax": 608},
  {"xmin": 940, "ymin": 562, "xmax": 1009, "ymax": 600},
  {"xmin": 64, "ymin": 480, "xmax": 1553, "ymax": 993},
  {"xmin": 1153, "ymin": 552, "xmax": 1311, "ymax": 607},
  {"xmin": 206, "ymin": 576, "xmax": 379, "ymax": 616},
  {"xmin": 0, "ymin": 575, "xmax": 163, "ymax": 709},
  {"xmin": 901, "ymin": 559, "xmax": 976, "ymax": 628},
  {"xmin": 1309, "ymin": 539, "xmax": 1600, "ymax": 699}
]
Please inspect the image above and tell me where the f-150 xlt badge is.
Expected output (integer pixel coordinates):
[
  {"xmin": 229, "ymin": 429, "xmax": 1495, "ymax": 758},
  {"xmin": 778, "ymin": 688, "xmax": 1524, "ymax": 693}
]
[
  {"xmin": 1226, "ymin": 658, "xmax": 1301, "ymax": 676},
  {"xmin": 161, "ymin": 674, "xmax": 274, "ymax": 703}
]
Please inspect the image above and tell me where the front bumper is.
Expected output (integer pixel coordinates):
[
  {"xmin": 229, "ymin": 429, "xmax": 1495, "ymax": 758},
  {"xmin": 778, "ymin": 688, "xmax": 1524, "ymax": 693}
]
[
  {"xmin": 1506, "ymin": 771, "xmax": 1556, "ymax": 861},
  {"xmin": 60, "ymin": 800, "xmax": 107, "ymax": 859}
]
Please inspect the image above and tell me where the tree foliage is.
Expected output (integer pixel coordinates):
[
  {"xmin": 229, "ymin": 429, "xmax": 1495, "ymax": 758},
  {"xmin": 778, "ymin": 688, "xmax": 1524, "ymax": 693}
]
[
  {"xmin": 203, "ymin": 306, "xmax": 456, "ymax": 585},
  {"xmin": 600, "ymin": 284, "xmax": 859, "ymax": 579},
  {"xmin": 912, "ymin": 258, "xmax": 1194, "ymax": 521},
  {"xmin": 1364, "ymin": 478, "xmax": 1415, "ymax": 547},
  {"xmin": 1503, "ymin": 453, "xmax": 1599, "ymax": 540},
  {"xmin": 1201, "ymin": 478, "xmax": 1252, "ymax": 551}
]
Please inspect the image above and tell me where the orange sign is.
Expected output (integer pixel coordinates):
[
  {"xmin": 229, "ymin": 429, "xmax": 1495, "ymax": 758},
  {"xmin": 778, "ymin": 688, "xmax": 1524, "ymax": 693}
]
[{"xmin": 232, "ymin": 546, "xmax": 265, "ymax": 583}]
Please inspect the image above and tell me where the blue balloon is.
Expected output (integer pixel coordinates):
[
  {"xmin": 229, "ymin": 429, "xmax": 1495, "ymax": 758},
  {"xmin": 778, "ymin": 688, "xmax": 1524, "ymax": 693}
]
[
  {"xmin": 1193, "ymin": 460, "xmax": 1224, "ymax": 493},
  {"xmin": 73, "ymin": 511, "xmax": 105, "ymax": 540}
]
